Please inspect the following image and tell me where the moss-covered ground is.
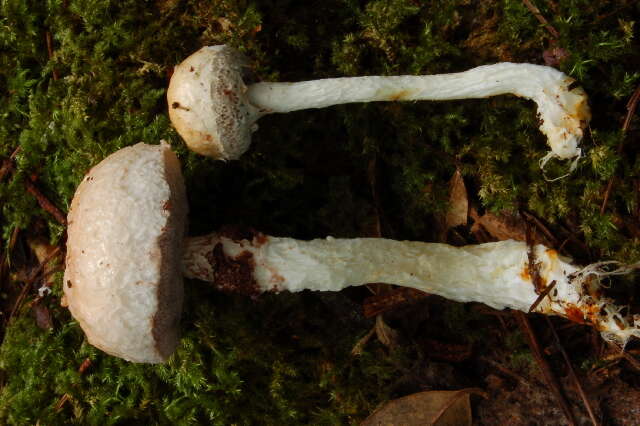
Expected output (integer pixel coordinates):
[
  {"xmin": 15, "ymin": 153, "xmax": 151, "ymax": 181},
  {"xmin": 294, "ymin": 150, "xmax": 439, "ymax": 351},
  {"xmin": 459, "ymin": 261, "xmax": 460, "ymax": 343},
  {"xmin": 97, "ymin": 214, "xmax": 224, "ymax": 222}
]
[{"xmin": 1, "ymin": 0, "xmax": 639, "ymax": 424}]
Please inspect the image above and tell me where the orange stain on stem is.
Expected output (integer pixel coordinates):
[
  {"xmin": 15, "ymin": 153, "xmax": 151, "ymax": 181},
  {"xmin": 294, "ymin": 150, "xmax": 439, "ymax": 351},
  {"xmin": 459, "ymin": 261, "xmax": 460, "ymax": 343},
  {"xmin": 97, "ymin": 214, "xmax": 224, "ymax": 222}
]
[
  {"xmin": 387, "ymin": 90, "xmax": 413, "ymax": 101},
  {"xmin": 565, "ymin": 304, "xmax": 586, "ymax": 324}
]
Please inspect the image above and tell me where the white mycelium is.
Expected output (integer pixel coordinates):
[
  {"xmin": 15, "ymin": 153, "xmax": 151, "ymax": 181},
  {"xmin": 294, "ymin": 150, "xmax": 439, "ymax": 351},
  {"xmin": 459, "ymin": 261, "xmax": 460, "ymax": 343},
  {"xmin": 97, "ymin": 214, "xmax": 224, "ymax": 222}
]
[{"xmin": 168, "ymin": 45, "xmax": 590, "ymax": 162}]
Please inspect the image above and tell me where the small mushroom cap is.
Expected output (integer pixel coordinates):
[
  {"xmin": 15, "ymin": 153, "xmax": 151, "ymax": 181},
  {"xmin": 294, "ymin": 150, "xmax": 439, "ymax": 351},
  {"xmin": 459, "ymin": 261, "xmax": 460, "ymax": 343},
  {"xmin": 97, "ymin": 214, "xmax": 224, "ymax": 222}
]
[
  {"xmin": 64, "ymin": 142, "xmax": 188, "ymax": 363},
  {"xmin": 167, "ymin": 45, "xmax": 260, "ymax": 160}
]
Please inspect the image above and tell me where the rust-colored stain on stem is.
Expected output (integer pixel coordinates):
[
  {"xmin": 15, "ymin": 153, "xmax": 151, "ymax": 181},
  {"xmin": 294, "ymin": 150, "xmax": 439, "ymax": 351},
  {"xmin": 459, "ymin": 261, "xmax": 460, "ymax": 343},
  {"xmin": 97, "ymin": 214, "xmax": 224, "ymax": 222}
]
[{"xmin": 386, "ymin": 89, "xmax": 413, "ymax": 101}]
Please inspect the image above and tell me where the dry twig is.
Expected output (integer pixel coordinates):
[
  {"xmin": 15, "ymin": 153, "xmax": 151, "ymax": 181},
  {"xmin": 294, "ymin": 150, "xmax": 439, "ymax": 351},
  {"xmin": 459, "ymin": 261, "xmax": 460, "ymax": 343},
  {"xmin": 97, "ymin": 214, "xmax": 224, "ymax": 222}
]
[
  {"xmin": 45, "ymin": 31, "xmax": 59, "ymax": 81},
  {"xmin": 545, "ymin": 317, "xmax": 600, "ymax": 426},
  {"xmin": 7, "ymin": 246, "xmax": 62, "ymax": 324},
  {"xmin": 525, "ymin": 222, "xmax": 545, "ymax": 293},
  {"xmin": 0, "ymin": 146, "xmax": 21, "ymax": 182},
  {"xmin": 521, "ymin": 0, "xmax": 560, "ymax": 39},
  {"xmin": 600, "ymin": 84, "xmax": 640, "ymax": 214},
  {"xmin": 521, "ymin": 210, "xmax": 560, "ymax": 248},
  {"xmin": 516, "ymin": 312, "xmax": 577, "ymax": 425},
  {"xmin": 25, "ymin": 179, "xmax": 67, "ymax": 225},
  {"xmin": 529, "ymin": 280, "xmax": 557, "ymax": 313},
  {"xmin": 480, "ymin": 356, "xmax": 541, "ymax": 389},
  {"xmin": 620, "ymin": 349, "xmax": 640, "ymax": 372},
  {"xmin": 1, "ymin": 148, "xmax": 67, "ymax": 225}
]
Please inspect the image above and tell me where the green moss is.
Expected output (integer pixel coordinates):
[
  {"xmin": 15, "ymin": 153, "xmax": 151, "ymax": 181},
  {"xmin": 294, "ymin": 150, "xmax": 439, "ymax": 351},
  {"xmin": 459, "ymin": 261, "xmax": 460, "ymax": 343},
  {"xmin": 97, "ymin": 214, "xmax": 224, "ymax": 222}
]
[{"xmin": 1, "ymin": 289, "xmax": 409, "ymax": 424}]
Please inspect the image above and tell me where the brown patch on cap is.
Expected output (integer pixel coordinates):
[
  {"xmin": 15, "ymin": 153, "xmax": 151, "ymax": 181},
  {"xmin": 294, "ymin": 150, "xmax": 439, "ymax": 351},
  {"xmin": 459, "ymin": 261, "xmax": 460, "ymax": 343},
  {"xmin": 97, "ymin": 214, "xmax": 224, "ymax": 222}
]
[
  {"xmin": 206, "ymin": 243, "xmax": 261, "ymax": 298},
  {"xmin": 151, "ymin": 145, "xmax": 187, "ymax": 361}
]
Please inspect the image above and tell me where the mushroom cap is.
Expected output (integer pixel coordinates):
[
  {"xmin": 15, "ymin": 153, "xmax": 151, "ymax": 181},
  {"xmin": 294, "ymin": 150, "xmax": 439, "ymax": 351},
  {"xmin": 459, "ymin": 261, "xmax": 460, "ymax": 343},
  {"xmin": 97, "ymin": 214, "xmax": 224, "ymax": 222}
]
[
  {"xmin": 167, "ymin": 45, "xmax": 260, "ymax": 160},
  {"xmin": 64, "ymin": 142, "xmax": 188, "ymax": 363}
]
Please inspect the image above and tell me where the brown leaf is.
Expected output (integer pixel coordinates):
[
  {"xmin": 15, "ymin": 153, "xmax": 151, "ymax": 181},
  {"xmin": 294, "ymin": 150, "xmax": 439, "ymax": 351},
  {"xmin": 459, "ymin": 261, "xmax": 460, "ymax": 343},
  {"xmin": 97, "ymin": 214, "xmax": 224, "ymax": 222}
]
[
  {"xmin": 362, "ymin": 389, "xmax": 481, "ymax": 426},
  {"xmin": 374, "ymin": 315, "xmax": 399, "ymax": 349},
  {"xmin": 542, "ymin": 47, "xmax": 569, "ymax": 67},
  {"xmin": 351, "ymin": 315, "xmax": 401, "ymax": 355},
  {"xmin": 445, "ymin": 169, "xmax": 468, "ymax": 230},
  {"xmin": 27, "ymin": 237, "xmax": 61, "ymax": 287},
  {"xmin": 470, "ymin": 208, "xmax": 526, "ymax": 242},
  {"xmin": 351, "ymin": 327, "xmax": 376, "ymax": 356},
  {"xmin": 32, "ymin": 303, "xmax": 53, "ymax": 330},
  {"xmin": 55, "ymin": 393, "xmax": 71, "ymax": 412},
  {"xmin": 470, "ymin": 209, "xmax": 552, "ymax": 246}
]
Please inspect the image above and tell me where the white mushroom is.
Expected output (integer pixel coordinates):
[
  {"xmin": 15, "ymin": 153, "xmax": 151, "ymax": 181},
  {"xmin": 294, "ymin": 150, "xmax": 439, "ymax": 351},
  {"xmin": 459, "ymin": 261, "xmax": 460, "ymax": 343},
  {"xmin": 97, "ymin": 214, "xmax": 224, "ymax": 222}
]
[
  {"xmin": 64, "ymin": 143, "xmax": 637, "ymax": 363},
  {"xmin": 168, "ymin": 45, "xmax": 590, "ymax": 164}
]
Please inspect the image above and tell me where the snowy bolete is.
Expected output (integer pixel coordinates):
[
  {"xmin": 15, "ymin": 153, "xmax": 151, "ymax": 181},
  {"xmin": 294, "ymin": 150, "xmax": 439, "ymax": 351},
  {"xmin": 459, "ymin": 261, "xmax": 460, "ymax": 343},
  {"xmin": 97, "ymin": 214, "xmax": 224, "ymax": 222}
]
[
  {"xmin": 64, "ymin": 143, "xmax": 637, "ymax": 363},
  {"xmin": 64, "ymin": 142, "xmax": 188, "ymax": 363},
  {"xmin": 168, "ymin": 45, "xmax": 590, "ymax": 164}
]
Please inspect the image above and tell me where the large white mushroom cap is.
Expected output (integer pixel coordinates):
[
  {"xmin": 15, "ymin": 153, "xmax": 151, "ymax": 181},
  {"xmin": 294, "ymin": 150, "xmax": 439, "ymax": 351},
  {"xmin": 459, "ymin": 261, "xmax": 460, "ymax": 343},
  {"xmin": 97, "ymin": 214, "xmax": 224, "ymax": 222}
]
[{"xmin": 63, "ymin": 142, "xmax": 188, "ymax": 363}]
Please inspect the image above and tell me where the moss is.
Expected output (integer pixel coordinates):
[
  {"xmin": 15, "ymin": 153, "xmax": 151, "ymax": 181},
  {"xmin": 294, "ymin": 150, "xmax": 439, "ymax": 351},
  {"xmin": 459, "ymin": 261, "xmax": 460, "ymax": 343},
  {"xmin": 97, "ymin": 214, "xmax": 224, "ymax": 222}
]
[
  {"xmin": 1, "ymin": 289, "xmax": 407, "ymax": 424},
  {"xmin": 1, "ymin": 0, "xmax": 640, "ymax": 423}
]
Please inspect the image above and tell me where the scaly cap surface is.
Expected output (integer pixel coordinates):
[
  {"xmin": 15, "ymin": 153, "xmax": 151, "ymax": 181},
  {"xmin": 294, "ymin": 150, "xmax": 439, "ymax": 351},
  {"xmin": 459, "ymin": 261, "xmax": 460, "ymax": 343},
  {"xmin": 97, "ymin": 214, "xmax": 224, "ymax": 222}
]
[{"xmin": 64, "ymin": 142, "xmax": 188, "ymax": 363}]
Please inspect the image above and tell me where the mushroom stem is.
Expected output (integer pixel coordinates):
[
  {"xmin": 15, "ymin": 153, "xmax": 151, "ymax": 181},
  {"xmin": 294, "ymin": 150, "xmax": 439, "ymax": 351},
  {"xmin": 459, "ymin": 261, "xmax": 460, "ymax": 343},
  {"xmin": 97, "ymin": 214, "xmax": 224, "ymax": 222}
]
[
  {"xmin": 168, "ymin": 46, "xmax": 590, "ymax": 162},
  {"xmin": 183, "ymin": 232, "xmax": 639, "ymax": 346},
  {"xmin": 247, "ymin": 63, "xmax": 588, "ymax": 162}
]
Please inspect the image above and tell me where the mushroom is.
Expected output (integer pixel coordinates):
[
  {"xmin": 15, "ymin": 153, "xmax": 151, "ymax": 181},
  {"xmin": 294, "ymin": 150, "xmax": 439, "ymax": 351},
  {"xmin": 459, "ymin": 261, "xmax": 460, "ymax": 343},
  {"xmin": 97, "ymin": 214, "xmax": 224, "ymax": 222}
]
[
  {"xmin": 64, "ymin": 143, "xmax": 637, "ymax": 363},
  {"xmin": 167, "ymin": 45, "xmax": 590, "ymax": 165}
]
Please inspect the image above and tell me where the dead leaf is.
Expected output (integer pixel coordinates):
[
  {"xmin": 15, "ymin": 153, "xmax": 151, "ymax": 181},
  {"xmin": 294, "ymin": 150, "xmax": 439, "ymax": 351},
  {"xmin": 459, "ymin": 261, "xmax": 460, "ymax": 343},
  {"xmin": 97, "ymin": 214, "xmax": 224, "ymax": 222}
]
[
  {"xmin": 543, "ymin": 46, "xmax": 569, "ymax": 67},
  {"xmin": 27, "ymin": 237, "xmax": 61, "ymax": 287},
  {"xmin": 216, "ymin": 17, "xmax": 233, "ymax": 32},
  {"xmin": 470, "ymin": 208, "xmax": 526, "ymax": 242},
  {"xmin": 351, "ymin": 327, "xmax": 376, "ymax": 356},
  {"xmin": 445, "ymin": 169, "xmax": 468, "ymax": 230},
  {"xmin": 362, "ymin": 389, "xmax": 485, "ymax": 426},
  {"xmin": 375, "ymin": 315, "xmax": 399, "ymax": 349},
  {"xmin": 470, "ymin": 209, "xmax": 552, "ymax": 246},
  {"xmin": 32, "ymin": 303, "xmax": 53, "ymax": 330},
  {"xmin": 55, "ymin": 393, "xmax": 71, "ymax": 412},
  {"xmin": 351, "ymin": 315, "xmax": 400, "ymax": 355}
]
